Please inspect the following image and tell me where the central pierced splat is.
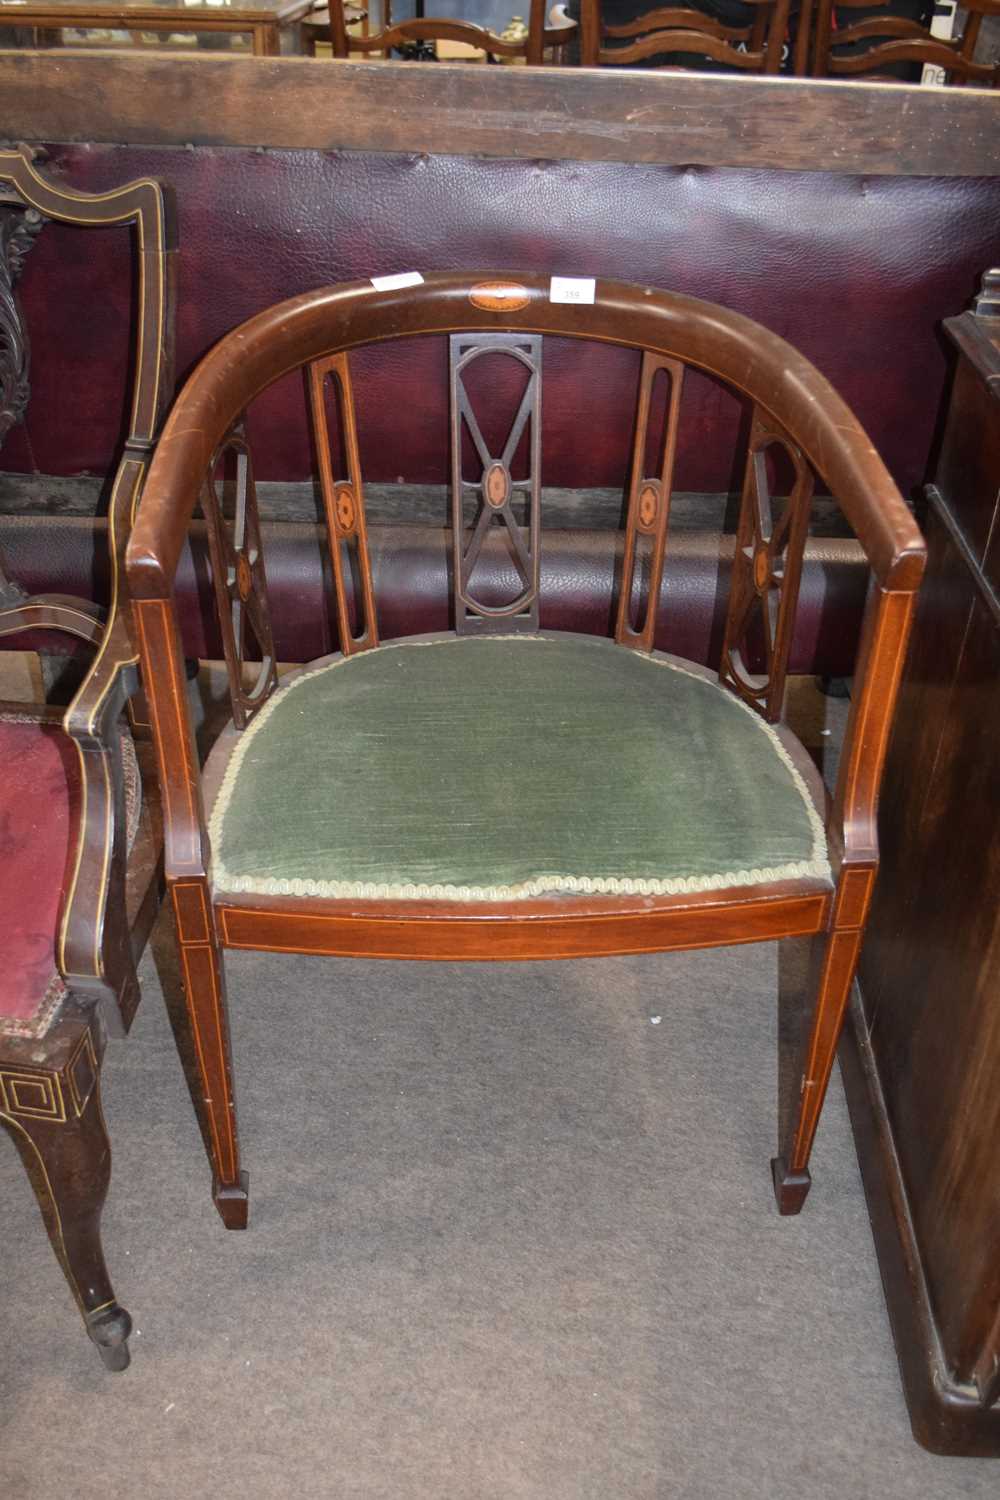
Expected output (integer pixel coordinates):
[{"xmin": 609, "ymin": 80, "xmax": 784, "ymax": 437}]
[{"xmin": 450, "ymin": 332, "xmax": 542, "ymax": 634}]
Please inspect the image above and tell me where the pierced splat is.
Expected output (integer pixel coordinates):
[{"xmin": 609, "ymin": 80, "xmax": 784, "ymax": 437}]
[
  {"xmin": 201, "ymin": 424, "xmax": 278, "ymax": 729},
  {"xmin": 719, "ymin": 408, "xmax": 814, "ymax": 721},
  {"xmin": 615, "ymin": 352, "xmax": 684, "ymax": 651},
  {"xmin": 450, "ymin": 332, "xmax": 541, "ymax": 634},
  {"xmin": 308, "ymin": 351, "xmax": 378, "ymax": 656}
]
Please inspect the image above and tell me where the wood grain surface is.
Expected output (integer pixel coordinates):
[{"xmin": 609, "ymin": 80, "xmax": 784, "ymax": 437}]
[{"xmin": 0, "ymin": 50, "xmax": 997, "ymax": 174}]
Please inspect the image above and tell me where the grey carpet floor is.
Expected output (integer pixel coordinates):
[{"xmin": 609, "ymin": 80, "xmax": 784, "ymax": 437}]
[{"xmin": 2, "ymin": 932, "xmax": 999, "ymax": 1499}]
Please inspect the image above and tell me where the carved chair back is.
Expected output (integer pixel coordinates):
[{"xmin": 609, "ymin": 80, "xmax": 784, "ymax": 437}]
[
  {"xmin": 0, "ymin": 145, "xmax": 175, "ymax": 664},
  {"xmin": 810, "ymin": 0, "xmax": 1000, "ymax": 84},
  {"xmin": 0, "ymin": 143, "xmax": 176, "ymax": 1013},
  {"xmin": 579, "ymin": 0, "xmax": 794, "ymax": 74}
]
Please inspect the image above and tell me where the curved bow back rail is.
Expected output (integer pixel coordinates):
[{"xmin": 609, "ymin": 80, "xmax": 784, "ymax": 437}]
[
  {"xmin": 129, "ymin": 273, "xmax": 922, "ymax": 596},
  {"xmin": 126, "ymin": 272, "xmax": 924, "ymax": 1229},
  {"xmin": 128, "ymin": 273, "xmax": 923, "ymax": 872}
]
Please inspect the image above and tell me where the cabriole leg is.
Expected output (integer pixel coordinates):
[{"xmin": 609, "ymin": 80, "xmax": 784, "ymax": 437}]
[
  {"xmin": 170, "ymin": 879, "xmax": 248, "ymax": 1229},
  {"xmin": 773, "ymin": 923, "xmax": 862, "ymax": 1214},
  {"xmin": 0, "ymin": 1013, "xmax": 132, "ymax": 1370}
]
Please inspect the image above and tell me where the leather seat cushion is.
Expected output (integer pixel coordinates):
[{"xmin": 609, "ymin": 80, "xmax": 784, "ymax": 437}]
[
  {"xmin": 0, "ymin": 717, "xmax": 77, "ymax": 1037},
  {"xmin": 209, "ymin": 634, "xmax": 830, "ymax": 902}
]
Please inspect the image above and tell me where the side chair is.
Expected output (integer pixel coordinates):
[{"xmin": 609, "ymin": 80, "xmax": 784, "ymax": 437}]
[
  {"xmin": 311, "ymin": 0, "xmax": 575, "ymax": 61},
  {"xmin": 0, "ymin": 146, "xmax": 175, "ymax": 1369},
  {"xmin": 810, "ymin": 0, "xmax": 1000, "ymax": 84},
  {"xmin": 126, "ymin": 272, "xmax": 924, "ymax": 1240},
  {"xmin": 579, "ymin": 0, "xmax": 795, "ymax": 74}
]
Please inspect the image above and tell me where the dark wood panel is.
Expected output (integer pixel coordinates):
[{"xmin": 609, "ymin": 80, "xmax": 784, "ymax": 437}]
[
  {"xmin": 873, "ymin": 564, "xmax": 1000, "ymax": 1372},
  {"xmin": 855, "ymin": 484, "xmax": 1000, "ymax": 1443},
  {"xmin": 858, "ymin": 506, "xmax": 974, "ymax": 1025},
  {"xmin": 861, "ymin": 508, "xmax": 986, "ymax": 1291},
  {"xmin": 840, "ymin": 989, "xmax": 1000, "ymax": 1455},
  {"xmin": 0, "ymin": 50, "xmax": 997, "ymax": 174},
  {"xmin": 934, "ymin": 358, "xmax": 1000, "ymax": 567},
  {"xmin": 854, "ymin": 288, "xmax": 1000, "ymax": 1435}
]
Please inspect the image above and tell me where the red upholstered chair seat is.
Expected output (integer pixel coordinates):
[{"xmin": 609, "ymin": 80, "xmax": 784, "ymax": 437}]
[{"xmin": 0, "ymin": 716, "xmax": 79, "ymax": 1039}]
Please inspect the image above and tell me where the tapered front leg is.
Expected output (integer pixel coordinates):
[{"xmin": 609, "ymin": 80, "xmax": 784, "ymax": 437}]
[
  {"xmin": 1, "ymin": 1013, "xmax": 131, "ymax": 1369},
  {"xmin": 773, "ymin": 921, "xmax": 863, "ymax": 1214},
  {"xmin": 170, "ymin": 878, "xmax": 248, "ymax": 1228}
]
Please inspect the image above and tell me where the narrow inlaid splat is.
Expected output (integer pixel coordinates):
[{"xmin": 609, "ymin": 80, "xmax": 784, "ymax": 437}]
[
  {"xmin": 719, "ymin": 407, "xmax": 814, "ymax": 721},
  {"xmin": 615, "ymin": 351, "xmax": 685, "ymax": 651},
  {"xmin": 308, "ymin": 351, "xmax": 378, "ymax": 656},
  {"xmin": 201, "ymin": 423, "xmax": 278, "ymax": 729},
  {"xmin": 450, "ymin": 332, "xmax": 542, "ymax": 634}
]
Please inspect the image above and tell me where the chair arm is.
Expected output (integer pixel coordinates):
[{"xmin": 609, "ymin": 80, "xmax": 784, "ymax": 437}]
[
  {"xmin": 130, "ymin": 591, "xmax": 210, "ymax": 883},
  {"xmin": 62, "ymin": 613, "xmax": 139, "ymax": 746},
  {"xmin": 57, "ymin": 613, "xmax": 142, "ymax": 1004},
  {"xmin": 829, "ymin": 579, "xmax": 921, "ymax": 877},
  {"xmin": 0, "ymin": 590, "xmax": 105, "ymax": 648}
]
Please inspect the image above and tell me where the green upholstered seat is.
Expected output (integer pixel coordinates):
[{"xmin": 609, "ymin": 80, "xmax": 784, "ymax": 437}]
[{"xmin": 209, "ymin": 634, "xmax": 830, "ymax": 902}]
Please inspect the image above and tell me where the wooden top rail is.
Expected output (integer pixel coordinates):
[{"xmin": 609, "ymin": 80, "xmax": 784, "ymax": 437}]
[{"xmin": 0, "ymin": 50, "xmax": 997, "ymax": 176}]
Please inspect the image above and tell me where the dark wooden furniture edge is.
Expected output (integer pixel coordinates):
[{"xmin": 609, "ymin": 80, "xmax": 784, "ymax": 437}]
[
  {"xmin": 943, "ymin": 317, "xmax": 1000, "ymax": 387},
  {"xmin": 840, "ymin": 984, "xmax": 1000, "ymax": 1455},
  {"xmin": 3, "ymin": 0, "xmax": 312, "ymax": 22},
  {"xmin": 924, "ymin": 481, "xmax": 1000, "ymax": 625},
  {"xmin": 0, "ymin": 50, "xmax": 997, "ymax": 175}
]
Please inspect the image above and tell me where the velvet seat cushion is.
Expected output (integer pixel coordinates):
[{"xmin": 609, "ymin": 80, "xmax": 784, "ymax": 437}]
[
  {"xmin": 0, "ymin": 717, "xmax": 79, "ymax": 1037},
  {"xmin": 209, "ymin": 634, "xmax": 830, "ymax": 902}
]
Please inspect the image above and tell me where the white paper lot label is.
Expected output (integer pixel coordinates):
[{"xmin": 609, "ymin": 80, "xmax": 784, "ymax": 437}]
[
  {"xmin": 370, "ymin": 272, "xmax": 425, "ymax": 291},
  {"xmin": 549, "ymin": 276, "xmax": 596, "ymax": 305}
]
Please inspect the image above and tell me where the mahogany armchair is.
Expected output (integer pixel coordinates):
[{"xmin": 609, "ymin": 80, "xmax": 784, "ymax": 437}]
[
  {"xmin": 0, "ymin": 146, "xmax": 175, "ymax": 1368},
  {"xmin": 126, "ymin": 272, "xmax": 924, "ymax": 1240}
]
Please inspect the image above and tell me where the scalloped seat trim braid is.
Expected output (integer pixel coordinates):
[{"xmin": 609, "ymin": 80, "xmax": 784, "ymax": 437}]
[{"xmin": 209, "ymin": 635, "xmax": 831, "ymax": 902}]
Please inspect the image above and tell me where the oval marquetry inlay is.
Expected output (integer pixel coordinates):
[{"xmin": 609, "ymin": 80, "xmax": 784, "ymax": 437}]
[
  {"xmin": 484, "ymin": 462, "xmax": 511, "ymax": 509},
  {"xmin": 469, "ymin": 281, "xmax": 531, "ymax": 313},
  {"xmin": 753, "ymin": 547, "xmax": 770, "ymax": 592},
  {"xmin": 236, "ymin": 553, "xmax": 252, "ymax": 602},
  {"xmin": 637, "ymin": 483, "xmax": 659, "ymax": 532},
  {"xmin": 335, "ymin": 486, "xmax": 357, "ymax": 534}
]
